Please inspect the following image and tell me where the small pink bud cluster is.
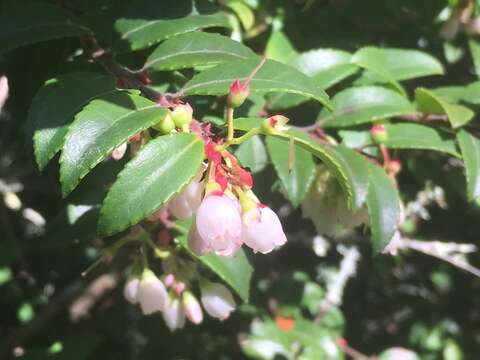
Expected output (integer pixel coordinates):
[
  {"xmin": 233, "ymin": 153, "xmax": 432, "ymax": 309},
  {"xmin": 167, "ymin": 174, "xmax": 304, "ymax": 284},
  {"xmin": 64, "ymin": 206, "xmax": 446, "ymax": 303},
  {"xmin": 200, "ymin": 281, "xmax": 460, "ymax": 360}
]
[{"xmin": 167, "ymin": 143, "xmax": 287, "ymax": 256}]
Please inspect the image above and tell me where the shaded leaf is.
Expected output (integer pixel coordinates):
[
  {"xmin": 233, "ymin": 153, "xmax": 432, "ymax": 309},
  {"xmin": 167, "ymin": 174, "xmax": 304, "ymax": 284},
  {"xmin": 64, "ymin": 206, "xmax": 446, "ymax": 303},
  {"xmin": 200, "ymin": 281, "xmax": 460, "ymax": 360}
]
[
  {"xmin": 235, "ymin": 135, "xmax": 268, "ymax": 173},
  {"xmin": 266, "ymin": 136, "xmax": 316, "ymax": 207},
  {"xmin": 415, "ymin": 87, "xmax": 474, "ymax": 129},
  {"xmin": 366, "ymin": 164, "xmax": 400, "ymax": 253},
  {"xmin": 60, "ymin": 91, "xmax": 167, "ymax": 195},
  {"xmin": 0, "ymin": 1, "xmax": 91, "ymax": 54},
  {"xmin": 30, "ymin": 73, "xmax": 117, "ymax": 170},
  {"xmin": 98, "ymin": 133, "xmax": 204, "ymax": 236},
  {"xmin": 469, "ymin": 39, "xmax": 480, "ymax": 79},
  {"xmin": 320, "ymin": 86, "xmax": 415, "ymax": 128},
  {"xmin": 432, "ymin": 81, "xmax": 480, "ymax": 105},
  {"xmin": 181, "ymin": 58, "xmax": 330, "ymax": 108},
  {"xmin": 115, "ymin": 0, "xmax": 230, "ymax": 51},
  {"xmin": 457, "ymin": 130, "xmax": 480, "ymax": 201},
  {"xmin": 368, "ymin": 123, "xmax": 460, "ymax": 157},
  {"xmin": 143, "ymin": 32, "xmax": 255, "ymax": 71}
]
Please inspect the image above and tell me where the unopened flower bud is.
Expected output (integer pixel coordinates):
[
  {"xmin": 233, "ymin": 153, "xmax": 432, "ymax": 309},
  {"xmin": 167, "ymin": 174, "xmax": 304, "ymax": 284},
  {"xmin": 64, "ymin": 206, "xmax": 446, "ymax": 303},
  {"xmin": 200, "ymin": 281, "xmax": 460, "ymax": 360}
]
[
  {"xmin": 164, "ymin": 274, "xmax": 175, "ymax": 288},
  {"xmin": 227, "ymin": 80, "xmax": 249, "ymax": 108},
  {"xmin": 168, "ymin": 176, "xmax": 204, "ymax": 219},
  {"xmin": 387, "ymin": 159, "xmax": 402, "ymax": 176},
  {"xmin": 123, "ymin": 277, "xmax": 140, "ymax": 304},
  {"xmin": 261, "ymin": 115, "xmax": 289, "ymax": 135},
  {"xmin": 129, "ymin": 132, "xmax": 143, "ymax": 143},
  {"xmin": 162, "ymin": 297, "xmax": 186, "ymax": 331},
  {"xmin": 182, "ymin": 291, "xmax": 203, "ymax": 324},
  {"xmin": 242, "ymin": 206, "xmax": 287, "ymax": 254},
  {"xmin": 153, "ymin": 112, "xmax": 175, "ymax": 134},
  {"xmin": 174, "ymin": 281, "xmax": 186, "ymax": 296},
  {"xmin": 370, "ymin": 124, "xmax": 388, "ymax": 144},
  {"xmin": 200, "ymin": 282, "xmax": 236, "ymax": 320},
  {"xmin": 111, "ymin": 142, "xmax": 127, "ymax": 160},
  {"xmin": 171, "ymin": 103, "xmax": 193, "ymax": 128},
  {"xmin": 137, "ymin": 269, "xmax": 168, "ymax": 315},
  {"xmin": 3, "ymin": 191, "xmax": 21, "ymax": 211},
  {"xmin": 0, "ymin": 76, "xmax": 9, "ymax": 110},
  {"xmin": 195, "ymin": 195, "xmax": 243, "ymax": 256}
]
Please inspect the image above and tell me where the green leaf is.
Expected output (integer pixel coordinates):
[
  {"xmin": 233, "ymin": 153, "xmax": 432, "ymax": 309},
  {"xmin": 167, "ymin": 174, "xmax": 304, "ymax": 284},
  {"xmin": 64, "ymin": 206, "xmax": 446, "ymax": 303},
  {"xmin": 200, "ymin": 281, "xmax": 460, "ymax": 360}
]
[
  {"xmin": 235, "ymin": 135, "xmax": 268, "ymax": 173},
  {"xmin": 352, "ymin": 47, "xmax": 444, "ymax": 83},
  {"xmin": 265, "ymin": 30, "xmax": 298, "ymax": 63},
  {"xmin": 368, "ymin": 123, "xmax": 460, "ymax": 157},
  {"xmin": 181, "ymin": 58, "xmax": 330, "ymax": 109},
  {"xmin": 98, "ymin": 133, "xmax": 204, "ymax": 236},
  {"xmin": 115, "ymin": 0, "xmax": 230, "ymax": 52},
  {"xmin": 30, "ymin": 73, "xmax": 117, "ymax": 170},
  {"xmin": 266, "ymin": 136, "xmax": 316, "ymax": 207},
  {"xmin": 0, "ymin": 1, "xmax": 91, "ymax": 54},
  {"xmin": 143, "ymin": 32, "xmax": 256, "ymax": 71},
  {"xmin": 366, "ymin": 164, "xmax": 400, "ymax": 253},
  {"xmin": 320, "ymin": 86, "xmax": 415, "ymax": 128},
  {"xmin": 234, "ymin": 118, "xmax": 370, "ymax": 210},
  {"xmin": 176, "ymin": 221, "xmax": 253, "ymax": 302},
  {"xmin": 267, "ymin": 49, "xmax": 358, "ymax": 110},
  {"xmin": 432, "ymin": 82, "xmax": 480, "ymax": 105},
  {"xmin": 457, "ymin": 130, "xmax": 480, "ymax": 201},
  {"xmin": 226, "ymin": 0, "xmax": 255, "ymax": 30},
  {"xmin": 60, "ymin": 91, "xmax": 167, "ymax": 195},
  {"xmin": 415, "ymin": 87, "xmax": 474, "ymax": 129},
  {"xmin": 469, "ymin": 39, "xmax": 480, "ymax": 79}
]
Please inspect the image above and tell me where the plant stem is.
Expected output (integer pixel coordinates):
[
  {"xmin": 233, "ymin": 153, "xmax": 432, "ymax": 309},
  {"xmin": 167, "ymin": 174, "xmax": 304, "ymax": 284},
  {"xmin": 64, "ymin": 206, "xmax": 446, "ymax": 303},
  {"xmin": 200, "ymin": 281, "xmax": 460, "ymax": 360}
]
[{"xmin": 226, "ymin": 107, "xmax": 235, "ymax": 142}]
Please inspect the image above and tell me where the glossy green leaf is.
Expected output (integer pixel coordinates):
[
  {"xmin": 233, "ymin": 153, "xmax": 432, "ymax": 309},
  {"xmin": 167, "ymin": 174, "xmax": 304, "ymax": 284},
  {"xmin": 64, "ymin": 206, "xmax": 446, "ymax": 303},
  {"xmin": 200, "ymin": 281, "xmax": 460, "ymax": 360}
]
[
  {"xmin": 368, "ymin": 123, "xmax": 460, "ymax": 157},
  {"xmin": 235, "ymin": 135, "xmax": 268, "ymax": 173},
  {"xmin": 266, "ymin": 136, "xmax": 316, "ymax": 207},
  {"xmin": 366, "ymin": 164, "xmax": 400, "ymax": 253},
  {"xmin": 115, "ymin": 0, "xmax": 230, "ymax": 51},
  {"xmin": 175, "ymin": 221, "xmax": 252, "ymax": 302},
  {"xmin": 457, "ymin": 130, "xmax": 480, "ymax": 201},
  {"xmin": 234, "ymin": 118, "xmax": 370, "ymax": 210},
  {"xmin": 320, "ymin": 86, "xmax": 415, "ymax": 128},
  {"xmin": 0, "ymin": 2, "xmax": 91, "ymax": 54},
  {"xmin": 181, "ymin": 58, "xmax": 330, "ymax": 108},
  {"xmin": 432, "ymin": 81, "xmax": 480, "ymax": 105},
  {"xmin": 352, "ymin": 47, "xmax": 444, "ymax": 83},
  {"xmin": 143, "ymin": 32, "xmax": 256, "ymax": 71},
  {"xmin": 268, "ymin": 49, "xmax": 358, "ymax": 110},
  {"xmin": 469, "ymin": 39, "xmax": 480, "ymax": 79},
  {"xmin": 415, "ymin": 87, "xmax": 474, "ymax": 129},
  {"xmin": 60, "ymin": 91, "xmax": 167, "ymax": 195},
  {"xmin": 30, "ymin": 73, "xmax": 117, "ymax": 170},
  {"xmin": 265, "ymin": 30, "xmax": 298, "ymax": 63},
  {"xmin": 98, "ymin": 133, "xmax": 204, "ymax": 236}
]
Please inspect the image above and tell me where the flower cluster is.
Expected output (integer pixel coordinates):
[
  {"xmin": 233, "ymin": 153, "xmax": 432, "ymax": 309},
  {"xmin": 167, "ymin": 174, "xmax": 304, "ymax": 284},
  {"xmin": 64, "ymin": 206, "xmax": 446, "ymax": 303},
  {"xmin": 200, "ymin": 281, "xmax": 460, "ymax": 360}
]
[
  {"xmin": 124, "ymin": 270, "xmax": 236, "ymax": 331},
  {"xmin": 167, "ymin": 141, "xmax": 287, "ymax": 256}
]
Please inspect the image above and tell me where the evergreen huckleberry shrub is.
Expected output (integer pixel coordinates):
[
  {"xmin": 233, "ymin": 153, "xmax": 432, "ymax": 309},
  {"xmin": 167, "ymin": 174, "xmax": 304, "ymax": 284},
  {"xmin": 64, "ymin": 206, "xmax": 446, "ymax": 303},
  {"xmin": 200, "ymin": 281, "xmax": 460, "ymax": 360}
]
[{"xmin": 3, "ymin": 0, "xmax": 480, "ymax": 357}]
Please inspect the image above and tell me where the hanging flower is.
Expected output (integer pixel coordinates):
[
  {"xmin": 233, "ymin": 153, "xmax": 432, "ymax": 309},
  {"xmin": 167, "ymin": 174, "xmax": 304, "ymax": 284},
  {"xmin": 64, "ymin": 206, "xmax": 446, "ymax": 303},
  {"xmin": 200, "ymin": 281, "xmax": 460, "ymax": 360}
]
[
  {"xmin": 182, "ymin": 291, "xmax": 203, "ymax": 324},
  {"xmin": 168, "ymin": 176, "xmax": 204, "ymax": 219},
  {"xmin": 200, "ymin": 282, "xmax": 236, "ymax": 320},
  {"xmin": 136, "ymin": 269, "xmax": 168, "ymax": 315},
  {"xmin": 162, "ymin": 297, "xmax": 186, "ymax": 331}
]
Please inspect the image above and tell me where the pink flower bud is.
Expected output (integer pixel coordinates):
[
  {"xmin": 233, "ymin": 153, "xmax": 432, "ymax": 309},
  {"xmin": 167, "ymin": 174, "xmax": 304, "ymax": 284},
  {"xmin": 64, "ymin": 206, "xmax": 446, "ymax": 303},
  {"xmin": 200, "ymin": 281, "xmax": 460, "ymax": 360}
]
[
  {"xmin": 168, "ymin": 176, "xmax": 204, "ymax": 219},
  {"xmin": 164, "ymin": 274, "xmax": 175, "ymax": 288},
  {"xmin": 200, "ymin": 282, "xmax": 236, "ymax": 320},
  {"xmin": 195, "ymin": 195, "xmax": 243, "ymax": 256},
  {"xmin": 162, "ymin": 297, "xmax": 186, "ymax": 331},
  {"xmin": 370, "ymin": 124, "xmax": 388, "ymax": 144},
  {"xmin": 227, "ymin": 80, "xmax": 249, "ymax": 108},
  {"xmin": 123, "ymin": 277, "xmax": 140, "ymax": 304},
  {"xmin": 182, "ymin": 291, "xmax": 203, "ymax": 324},
  {"xmin": 261, "ymin": 115, "xmax": 290, "ymax": 134},
  {"xmin": 171, "ymin": 103, "xmax": 193, "ymax": 128},
  {"xmin": 137, "ymin": 270, "xmax": 168, "ymax": 315},
  {"xmin": 0, "ymin": 76, "xmax": 8, "ymax": 110},
  {"xmin": 111, "ymin": 142, "xmax": 127, "ymax": 161},
  {"xmin": 174, "ymin": 281, "xmax": 186, "ymax": 296},
  {"xmin": 242, "ymin": 206, "xmax": 287, "ymax": 254}
]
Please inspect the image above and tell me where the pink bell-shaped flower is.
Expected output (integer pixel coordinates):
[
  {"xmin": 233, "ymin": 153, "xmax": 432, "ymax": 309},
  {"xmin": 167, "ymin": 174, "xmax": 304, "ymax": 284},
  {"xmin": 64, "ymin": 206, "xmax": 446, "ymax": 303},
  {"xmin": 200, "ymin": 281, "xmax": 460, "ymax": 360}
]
[
  {"xmin": 200, "ymin": 282, "xmax": 236, "ymax": 320},
  {"xmin": 162, "ymin": 297, "xmax": 186, "ymax": 331},
  {"xmin": 111, "ymin": 142, "xmax": 127, "ymax": 161},
  {"xmin": 169, "ymin": 176, "xmax": 204, "ymax": 219},
  {"xmin": 137, "ymin": 269, "xmax": 168, "ymax": 315},
  {"xmin": 242, "ymin": 206, "xmax": 287, "ymax": 254},
  {"xmin": 0, "ymin": 76, "xmax": 9, "ymax": 110},
  {"xmin": 182, "ymin": 291, "xmax": 203, "ymax": 324},
  {"xmin": 123, "ymin": 277, "xmax": 140, "ymax": 304},
  {"xmin": 195, "ymin": 195, "xmax": 243, "ymax": 256}
]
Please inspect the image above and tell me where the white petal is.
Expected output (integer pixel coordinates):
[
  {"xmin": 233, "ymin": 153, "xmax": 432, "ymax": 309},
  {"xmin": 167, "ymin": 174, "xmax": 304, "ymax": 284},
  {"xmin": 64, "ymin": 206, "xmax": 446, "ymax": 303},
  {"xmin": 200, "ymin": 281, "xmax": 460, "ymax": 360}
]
[
  {"xmin": 0, "ymin": 76, "xmax": 9, "ymax": 110},
  {"xmin": 243, "ymin": 207, "xmax": 287, "ymax": 254},
  {"xmin": 162, "ymin": 298, "xmax": 186, "ymax": 331},
  {"xmin": 201, "ymin": 283, "xmax": 235, "ymax": 320},
  {"xmin": 137, "ymin": 273, "xmax": 167, "ymax": 315},
  {"xmin": 123, "ymin": 278, "xmax": 140, "ymax": 304}
]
